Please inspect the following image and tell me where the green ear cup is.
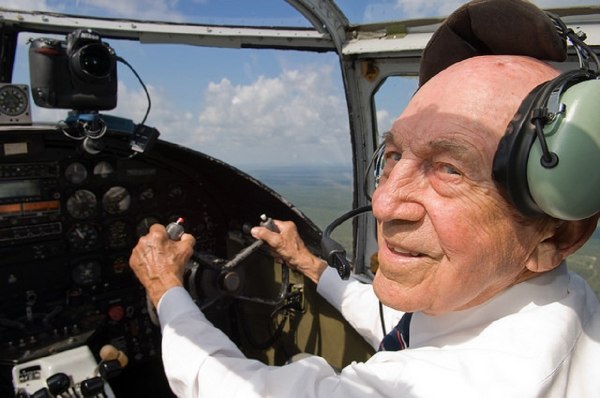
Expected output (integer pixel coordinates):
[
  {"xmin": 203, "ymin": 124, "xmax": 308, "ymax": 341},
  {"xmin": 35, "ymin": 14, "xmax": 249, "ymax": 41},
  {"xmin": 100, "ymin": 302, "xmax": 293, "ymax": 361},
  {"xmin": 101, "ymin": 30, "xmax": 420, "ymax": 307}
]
[{"xmin": 528, "ymin": 79, "xmax": 600, "ymax": 220}]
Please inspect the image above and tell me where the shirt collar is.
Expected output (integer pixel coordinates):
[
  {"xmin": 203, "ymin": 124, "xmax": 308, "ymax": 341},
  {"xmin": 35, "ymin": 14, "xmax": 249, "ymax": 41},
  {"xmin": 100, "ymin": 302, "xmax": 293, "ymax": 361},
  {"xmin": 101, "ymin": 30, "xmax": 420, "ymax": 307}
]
[{"xmin": 410, "ymin": 262, "xmax": 570, "ymax": 347}]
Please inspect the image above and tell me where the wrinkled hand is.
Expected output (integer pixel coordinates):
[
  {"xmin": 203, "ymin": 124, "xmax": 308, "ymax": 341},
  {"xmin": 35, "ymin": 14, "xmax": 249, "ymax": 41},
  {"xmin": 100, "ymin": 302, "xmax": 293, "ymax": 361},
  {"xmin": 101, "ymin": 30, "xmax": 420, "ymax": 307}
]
[
  {"xmin": 129, "ymin": 224, "xmax": 196, "ymax": 306},
  {"xmin": 251, "ymin": 220, "xmax": 327, "ymax": 284}
]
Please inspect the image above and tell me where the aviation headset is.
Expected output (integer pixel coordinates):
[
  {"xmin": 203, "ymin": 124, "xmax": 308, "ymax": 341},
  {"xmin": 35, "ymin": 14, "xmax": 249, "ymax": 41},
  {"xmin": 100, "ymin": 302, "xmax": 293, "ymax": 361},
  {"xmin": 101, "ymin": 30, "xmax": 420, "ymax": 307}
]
[{"xmin": 492, "ymin": 64, "xmax": 600, "ymax": 220}]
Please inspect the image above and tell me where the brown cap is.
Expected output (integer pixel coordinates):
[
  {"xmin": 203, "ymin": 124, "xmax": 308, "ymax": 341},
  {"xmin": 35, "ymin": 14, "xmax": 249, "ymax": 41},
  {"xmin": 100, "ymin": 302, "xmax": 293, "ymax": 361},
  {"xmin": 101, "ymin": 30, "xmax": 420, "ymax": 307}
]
[{"xmin": 419, "ymin": 0, "xmax": 567, "ymax": 87}]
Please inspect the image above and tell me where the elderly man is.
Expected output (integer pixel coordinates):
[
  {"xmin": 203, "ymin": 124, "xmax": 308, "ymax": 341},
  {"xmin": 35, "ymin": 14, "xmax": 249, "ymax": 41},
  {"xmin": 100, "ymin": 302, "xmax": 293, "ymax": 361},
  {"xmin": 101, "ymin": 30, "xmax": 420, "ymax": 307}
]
[
  {"xmin": 130, "ymin": 52, "xmax": 600, "ymax": 397},
  {"xmin": 129, "ymin": 1, "xmax": 600, "ymax": 396}
]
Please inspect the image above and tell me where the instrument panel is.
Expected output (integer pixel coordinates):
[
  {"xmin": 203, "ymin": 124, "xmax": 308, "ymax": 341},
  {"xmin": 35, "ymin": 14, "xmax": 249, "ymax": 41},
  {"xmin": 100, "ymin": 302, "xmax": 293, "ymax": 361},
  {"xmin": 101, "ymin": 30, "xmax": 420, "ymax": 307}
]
[
  {"xmin": 0, "ymin": 125, "xmax": 321, "ymax": 396},
  {"xmin": 0, "ymin": 128, "xmax": 223, "ymax": 352},
  {"xmin": 0, "ymin": 125, "xmax": 324, "ymax": 396}
]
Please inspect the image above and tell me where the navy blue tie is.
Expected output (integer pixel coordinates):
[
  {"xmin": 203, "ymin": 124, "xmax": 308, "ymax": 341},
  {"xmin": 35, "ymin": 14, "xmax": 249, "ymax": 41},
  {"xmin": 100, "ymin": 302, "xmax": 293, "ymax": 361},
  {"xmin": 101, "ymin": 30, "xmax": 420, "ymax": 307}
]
[{"xmin": 378, "ymin": 312, "xmax": 413, "ymax": 351}]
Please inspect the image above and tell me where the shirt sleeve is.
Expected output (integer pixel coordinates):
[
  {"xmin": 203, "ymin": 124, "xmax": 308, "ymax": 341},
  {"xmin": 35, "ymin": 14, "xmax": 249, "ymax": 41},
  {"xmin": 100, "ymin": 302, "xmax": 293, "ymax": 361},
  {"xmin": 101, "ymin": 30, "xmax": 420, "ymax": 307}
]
[
  {"xmin": 153, "ymin": 265, "xmax": 597, "ymax": 398},
  {"xmin": 316, "ymin": 267, "xmax": 403, "ymax": 349},
  {"xmin": 156, "ymin": 289, "xmax": 479, "ymax": 398},
  {"xmin": 156, "ymin": 287, "xmax": 386, "ymax": 398}
]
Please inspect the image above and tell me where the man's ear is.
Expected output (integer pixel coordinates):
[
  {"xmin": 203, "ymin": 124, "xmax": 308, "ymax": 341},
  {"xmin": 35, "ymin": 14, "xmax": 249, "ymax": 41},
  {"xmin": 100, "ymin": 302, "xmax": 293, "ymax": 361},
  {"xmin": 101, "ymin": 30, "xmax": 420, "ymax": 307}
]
[{"xmin": 529, "ymin": 214, "xmax": 600, "ymax": 273}]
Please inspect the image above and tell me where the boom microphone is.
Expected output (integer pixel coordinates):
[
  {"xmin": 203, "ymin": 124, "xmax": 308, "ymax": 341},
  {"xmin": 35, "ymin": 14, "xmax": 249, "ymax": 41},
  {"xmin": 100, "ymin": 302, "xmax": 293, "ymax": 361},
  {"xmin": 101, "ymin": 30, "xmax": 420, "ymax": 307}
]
[{"xmin": 320, "ymin": 205, "xmax": 372, "ymax": 279}]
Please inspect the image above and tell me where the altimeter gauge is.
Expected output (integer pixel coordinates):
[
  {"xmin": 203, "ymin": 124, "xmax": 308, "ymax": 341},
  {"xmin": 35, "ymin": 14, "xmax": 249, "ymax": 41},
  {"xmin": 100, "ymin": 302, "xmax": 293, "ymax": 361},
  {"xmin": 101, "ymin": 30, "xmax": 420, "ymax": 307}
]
[{"xmin": 0, "ymin": 84, "xmax": 28, "ymax": 116}]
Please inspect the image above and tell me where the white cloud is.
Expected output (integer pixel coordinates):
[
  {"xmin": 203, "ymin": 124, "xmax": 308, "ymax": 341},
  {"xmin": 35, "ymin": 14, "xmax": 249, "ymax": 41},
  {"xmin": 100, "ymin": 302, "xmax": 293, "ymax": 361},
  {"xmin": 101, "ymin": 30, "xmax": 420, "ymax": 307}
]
[
  {"xmin": 394, "ymin": 0, "xmax": 468, "ymax": 19},
  {"xmin": 96, "ymin": 63, "xmax": 351, "ymax": 168},
  {"xmin": 1, "ymin": 0, "xmax": 190, "ymax": 21},
  {"xmin": 376, "ymin": 109, "xmax": 393, "ymax": 135},
  {"xmin": 68, "ymin": 0, "xmax": 189, "ymax": 22},
  {"xmin": 178, "ymin": 65, "xmax": 351, "ymax": 167},
  {"xmin": 0, "ymin": 0, "xmax": 55, "ymax": 12}
]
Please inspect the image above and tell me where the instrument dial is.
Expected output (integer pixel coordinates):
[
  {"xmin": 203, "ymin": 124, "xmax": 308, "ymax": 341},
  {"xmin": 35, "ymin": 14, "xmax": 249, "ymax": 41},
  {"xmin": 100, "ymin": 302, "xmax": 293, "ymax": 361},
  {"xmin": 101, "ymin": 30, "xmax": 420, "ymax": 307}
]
[
  {"xmin": 106, "ymin": 220, "xmax": 129, "ymax": 249},
  {"xmin": 167, "ymin": 185, "xmax": 185, "ymax": 204},
  {"xmin": 72, "ymin": 260, "xmax": 102, "ymax": 286},
  {"xmin": 138, "ymin": 187, "xmax": 156, "ymax": 207},
  {"xmin": 66, "ymin": 189, "xmax": 97, "ymax": 219},
  {"xmin": 93, "ymin": 160, "xmax": 114, "ymax": 178},
  {"xmin": 102, "ymin": 186, "xmax": 131, "ymax": 215},
  {"xmin": 64, "ymin": 162, "xmax": 88, "ymax": 184},
  {"xmin": 67, "ymin": 223, "xmax": 100, "ymax": 251},
  {"xmin": 110, "ymin": 255, "xmax": 129, "ymax": 276}
]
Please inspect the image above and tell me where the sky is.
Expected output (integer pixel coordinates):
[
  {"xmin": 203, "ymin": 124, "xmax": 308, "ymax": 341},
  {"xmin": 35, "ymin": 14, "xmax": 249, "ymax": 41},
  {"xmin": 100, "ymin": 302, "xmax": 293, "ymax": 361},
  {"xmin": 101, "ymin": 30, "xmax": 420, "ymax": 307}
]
[{"xmin": 2, "ymin": 0, "xmax": 597, "ymax": 170}]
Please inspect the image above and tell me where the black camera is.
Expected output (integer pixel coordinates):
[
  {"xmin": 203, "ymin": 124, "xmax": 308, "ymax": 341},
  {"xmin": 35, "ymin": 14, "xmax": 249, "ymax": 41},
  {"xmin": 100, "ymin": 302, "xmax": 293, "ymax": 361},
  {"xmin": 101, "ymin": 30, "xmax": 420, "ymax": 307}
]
[{"xmin": 29, "ymin": 29, "xmax": 117, "ymax": 111}]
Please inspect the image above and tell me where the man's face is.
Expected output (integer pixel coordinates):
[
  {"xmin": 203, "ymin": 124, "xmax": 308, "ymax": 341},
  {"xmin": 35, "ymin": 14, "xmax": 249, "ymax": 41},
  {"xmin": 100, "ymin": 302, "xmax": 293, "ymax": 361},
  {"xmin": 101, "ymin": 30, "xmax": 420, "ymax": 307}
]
[{"xmin": 371, "ymin": 56, "xmax": 558, "ymax": 315}]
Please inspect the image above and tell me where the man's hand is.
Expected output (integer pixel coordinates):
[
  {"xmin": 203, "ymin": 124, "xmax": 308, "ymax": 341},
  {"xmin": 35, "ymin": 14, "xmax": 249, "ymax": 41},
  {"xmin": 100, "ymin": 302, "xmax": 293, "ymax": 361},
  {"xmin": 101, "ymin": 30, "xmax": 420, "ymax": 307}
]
[
  {"xmin": 129, "ymin": 223, "xmax": 196, "ymax": 306},
  {"xmin": 251, "ymin": 220, "xmax": 327, "ymax": 284}
]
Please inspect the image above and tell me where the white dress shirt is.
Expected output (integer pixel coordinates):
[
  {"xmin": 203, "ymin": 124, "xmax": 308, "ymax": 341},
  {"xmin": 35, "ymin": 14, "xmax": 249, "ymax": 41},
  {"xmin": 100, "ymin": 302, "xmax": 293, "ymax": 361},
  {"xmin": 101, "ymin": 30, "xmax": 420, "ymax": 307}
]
[{"xmin": 158, "ymin": 263, "xmax": 600, "ymax": 397}]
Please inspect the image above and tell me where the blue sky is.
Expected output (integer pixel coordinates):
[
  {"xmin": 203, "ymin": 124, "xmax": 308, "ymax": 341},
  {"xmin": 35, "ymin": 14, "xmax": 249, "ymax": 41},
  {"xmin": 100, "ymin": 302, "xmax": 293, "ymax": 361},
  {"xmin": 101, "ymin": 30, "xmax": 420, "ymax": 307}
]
[{"xmin": 3, "ymin": 0, "xmax": 597, "ymax": 169}]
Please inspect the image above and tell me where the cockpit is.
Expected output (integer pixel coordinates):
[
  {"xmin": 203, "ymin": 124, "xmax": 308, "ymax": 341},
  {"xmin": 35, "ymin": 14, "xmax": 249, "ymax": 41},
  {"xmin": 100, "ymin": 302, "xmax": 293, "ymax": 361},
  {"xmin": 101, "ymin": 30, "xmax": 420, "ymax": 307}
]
[{"xmin": 0, "ymin": 1, "xmax": 598, "ymax": 397}]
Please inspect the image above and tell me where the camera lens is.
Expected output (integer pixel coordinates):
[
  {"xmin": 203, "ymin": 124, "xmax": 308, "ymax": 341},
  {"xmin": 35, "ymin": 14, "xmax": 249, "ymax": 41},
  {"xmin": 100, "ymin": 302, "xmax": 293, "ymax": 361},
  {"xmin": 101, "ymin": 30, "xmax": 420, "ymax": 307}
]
[{"xmin": 77, "ymin": 43, "xmax": 113, "ymax": 79}]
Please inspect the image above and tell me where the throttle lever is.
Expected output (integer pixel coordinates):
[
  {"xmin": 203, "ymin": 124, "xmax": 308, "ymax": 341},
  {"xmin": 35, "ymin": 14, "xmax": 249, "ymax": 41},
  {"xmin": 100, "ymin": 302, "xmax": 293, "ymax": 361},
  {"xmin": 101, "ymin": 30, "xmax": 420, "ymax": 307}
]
[
  {"xmin": 223, "ymin": 214, "xmax": 291, "ymax": 306},
  {"xmin": 182, "ymin": 214, "xmax": 285, "ymax": 309},
  {"xmin": 222, "ymin": 214, "xmax": 279, "ymax": 271},
  {"xmin": 259, "ymin": 213, "xmax": 279, "ymax": 232},
  {"xmin": 166, "ymin": 217, "xmax": 185, "ymax": 241}
]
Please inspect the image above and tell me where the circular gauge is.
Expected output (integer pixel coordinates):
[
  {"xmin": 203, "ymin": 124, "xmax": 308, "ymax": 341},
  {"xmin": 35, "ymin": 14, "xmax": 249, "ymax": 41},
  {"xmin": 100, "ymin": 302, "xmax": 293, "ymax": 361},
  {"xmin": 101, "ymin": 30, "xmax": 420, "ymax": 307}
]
[
  {"xmin": 102, "ymin": 186, "xmax": 131, "ymax": 215},
  {"xmin": 111, "ymin": 255, "xmax": 129, "ymax": 275},
  {"xmin": 93, "ymin": 160, "xmax": 114, "ymax": 178},
  {"xmin": 138, "ymin": 187, "xmax": 156, "ymax": 207},
  {"xmin": 106, "ymin": 220, "xmax": 129, "ymax": 249},
  {"xmin": 0, "ymin": 85, "xmax": 28, "ymax": 116},
  {"xmin": 66, "ymin": 189, "xmax": 97, "ymax": 219},
  {"xmin": 64, "ymin": 162, "xmax": 88, "ymax": 184},
  {"xmin": 167, "ymin": 185, "xmax": 185, "ymax": 204},
  {"xmin": 66, "ymin": 223, "xmax": 100, "ymax": 251},
  {"xmin": 72, "ymin": 260, "xmax": 102, "ymax": 286},
  {"xmin": 136, "ymin": 216, "xmax": 160, "ymax": 237}
]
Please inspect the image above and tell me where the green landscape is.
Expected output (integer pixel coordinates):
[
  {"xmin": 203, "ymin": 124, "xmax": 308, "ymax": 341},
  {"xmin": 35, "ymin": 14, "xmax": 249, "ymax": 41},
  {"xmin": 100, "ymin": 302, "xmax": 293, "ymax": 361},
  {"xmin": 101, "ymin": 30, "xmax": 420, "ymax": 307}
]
[{"xmin": 567, "ymin": 236, "xmax": 600, "ymax": 299}]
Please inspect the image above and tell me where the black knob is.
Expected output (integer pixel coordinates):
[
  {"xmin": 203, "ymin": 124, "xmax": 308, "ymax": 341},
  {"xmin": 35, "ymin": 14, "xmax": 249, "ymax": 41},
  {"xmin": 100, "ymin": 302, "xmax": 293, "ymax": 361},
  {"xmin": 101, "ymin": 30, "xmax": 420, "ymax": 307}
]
[
  {"xmin": 219, "ymin": 271, "xmax": 241, "ymax": 292},
  {"xmin": 46, "ymin": 372, "xmax": 71, "ymax": 395},
  {"xmin": 80, "ymin": 376, "xmax": 105, "ymax": 397},
  {"xmin": 99, "ymin": 359, "xmax": 122, "ymax": 380}
]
